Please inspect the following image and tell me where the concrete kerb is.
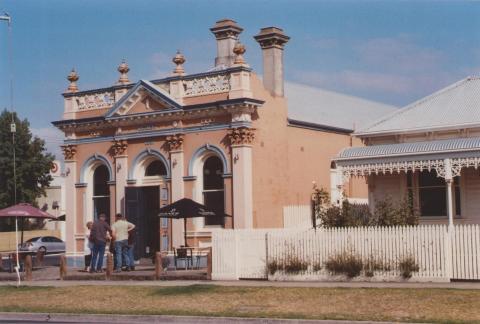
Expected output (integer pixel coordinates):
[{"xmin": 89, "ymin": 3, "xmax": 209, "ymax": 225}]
[
  {"xmin": 0, "ymin": 279, "xmax": 479, "ymax": 289},
  {"xmin": 0, "ymin": 312, "xmax": 424, "ymax": 324}
]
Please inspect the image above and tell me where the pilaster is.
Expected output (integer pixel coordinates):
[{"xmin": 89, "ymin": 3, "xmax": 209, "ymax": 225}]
[
  {"xmin": 61, "ymin": 144, "xmax": 77, "ymax": 256},
  {"xmin": 112, "ymin": 140, "xmax": 128, "ymax": 215},
  {"xmin": 228, "ymin": 127, "xmax": 255, "ymax": 228},
  {"xmin": 166, "ymin": 134, "xmax": 185, "ymax": 247}
]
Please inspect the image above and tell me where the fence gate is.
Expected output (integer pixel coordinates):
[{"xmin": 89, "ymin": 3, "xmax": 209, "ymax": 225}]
[{"xmin": 236, "ymin": 230, "xmax": 268, "ymax": 280}]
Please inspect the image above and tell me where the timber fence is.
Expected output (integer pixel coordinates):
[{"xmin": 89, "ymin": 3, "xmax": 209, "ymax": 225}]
[{"xmin": 212, "ymin": 224, "xmax": 480, "ymax": 281}]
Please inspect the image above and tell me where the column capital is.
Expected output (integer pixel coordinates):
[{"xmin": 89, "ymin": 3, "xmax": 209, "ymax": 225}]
[
  {"xmin": 61, "ymin": 144, "xmax": 77, "ymax": 161},
  {"xmin": 112, "ymin": 139, "xmax": 128, "ymax": 157},
  {"xmin": 166, "ymin": 134, "xmax": 184, "ymax": 151},
  {"xmin": 228, "ymin": 127, "xmax": 255, "ymax": 146}
]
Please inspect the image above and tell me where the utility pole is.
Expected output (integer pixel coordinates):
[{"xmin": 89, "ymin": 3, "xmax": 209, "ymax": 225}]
[{"xmin": 1, "ymin": 12, "xmax": 20, "ymax": 286}]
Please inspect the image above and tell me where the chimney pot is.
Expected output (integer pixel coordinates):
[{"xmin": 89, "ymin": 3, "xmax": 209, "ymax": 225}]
[
  {"xmin": 210, "ymin": 19, "xmax": 243, "ymax": 68},
  {"xmin": 254, "ymin": 26, "xmax": 290, "ymax": 97}
]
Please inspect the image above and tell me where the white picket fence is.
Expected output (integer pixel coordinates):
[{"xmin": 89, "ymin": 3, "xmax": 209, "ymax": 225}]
[{"xmin": 211, "ymin": 225, "xmax": 480, "ymax": 281}]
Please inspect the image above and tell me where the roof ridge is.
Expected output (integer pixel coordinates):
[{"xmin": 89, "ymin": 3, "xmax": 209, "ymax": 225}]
[{"xmin": 357, "ymin": 76, "xmax": 474, "ymax": 134}]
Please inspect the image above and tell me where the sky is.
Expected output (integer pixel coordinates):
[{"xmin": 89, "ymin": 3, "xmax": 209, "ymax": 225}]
[{"xmin": 0, "ymin": 0, "xmax": 479, "ymax": 158}]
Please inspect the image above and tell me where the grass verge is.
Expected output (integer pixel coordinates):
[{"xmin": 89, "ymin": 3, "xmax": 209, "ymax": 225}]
[{"xmin": 0, "ymin": 285, "xmax": 478, "ymax": 323}]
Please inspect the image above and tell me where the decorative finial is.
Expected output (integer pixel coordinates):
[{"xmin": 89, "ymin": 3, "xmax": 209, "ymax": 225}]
[
  {"xmin": 233, "ymin": 41, "xmax": 246, "ymax": 65},
  {"xmin": 172, "ymin": 50, "xmax": 186, "ymax": 75},
  {"xmin": 117, "ymin": 59, "xmax": 130, "ymax": 84},
  {"xmin": 67, "ymin": 68, "xmax": 79, "ymax": 92}
]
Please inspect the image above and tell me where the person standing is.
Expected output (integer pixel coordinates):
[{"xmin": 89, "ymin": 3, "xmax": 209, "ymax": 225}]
[
  {"xmin": 84, "ymin": 221, "xmax": 93, "ymax": 272},
  {"xmin": 89, "ymin": 213, "xmax": 112, "ymax": 273},
  {"xmin": 111, "ymin": 213, "xmax": 135, "ymax": 272},
  {"xmin": 127, "ymin": 227, "xmax": 136, "ymax": 271}
]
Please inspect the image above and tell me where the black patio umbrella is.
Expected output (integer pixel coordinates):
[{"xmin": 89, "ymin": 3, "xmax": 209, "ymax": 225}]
[{"xmin": 158, "ymin": 198, "xmax": 226, "ymax": 246}]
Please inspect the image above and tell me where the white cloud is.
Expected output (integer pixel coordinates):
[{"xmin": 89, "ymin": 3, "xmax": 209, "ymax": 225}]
[
  {"xmin": 31, "ymin": 127, "xmax": 64, "ymax": 160},
  {"xmin": 355, "ymin": 35, "xmax": 446, "ymax": 73},
  {"xmin": 291, "ymin": 35, "xmax": 464, "ymax": 104}
]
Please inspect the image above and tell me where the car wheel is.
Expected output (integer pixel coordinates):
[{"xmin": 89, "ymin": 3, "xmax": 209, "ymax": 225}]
[{"xmin": 38, "ymin": 246, "xmax": 47, "ymax": 255}]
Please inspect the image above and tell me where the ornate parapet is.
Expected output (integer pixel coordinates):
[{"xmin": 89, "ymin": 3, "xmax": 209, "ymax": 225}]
[
  {"xmin": 61, "ymin": 144, "xmax": 77, "ymax": 160},
  {"xmin": 166, "ymin": 134, "xmax": 184, "ymax": 151},
  {"xmin": 228, "ymin": 127, "xmax": 255, "ymax": 146},
  {"xmin": 184, "ymin": 73, "xmax": 230, "ymax": 97},
  {"xmin": 112, "ymin": 139, "xmax": 128, "ymax": 156},
  {"xmin": 75, "ymin": 91, "xmax": 115, "ymax": 110}
]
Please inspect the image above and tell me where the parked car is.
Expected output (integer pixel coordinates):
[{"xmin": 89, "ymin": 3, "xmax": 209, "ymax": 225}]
[{"xmin": 19, "ymin": 236, "xmax": 65, "ymax": 254}]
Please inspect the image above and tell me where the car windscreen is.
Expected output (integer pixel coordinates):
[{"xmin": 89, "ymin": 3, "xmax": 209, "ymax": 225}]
[{"xmin": 26, "ymin": 237, "xmax": 40, "ymax": 242}]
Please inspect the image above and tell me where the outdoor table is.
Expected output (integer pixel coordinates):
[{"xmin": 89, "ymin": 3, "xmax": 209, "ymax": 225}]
[{"xmin": 174, "ymin": 247, "xmax": 194, "ymax": 270}]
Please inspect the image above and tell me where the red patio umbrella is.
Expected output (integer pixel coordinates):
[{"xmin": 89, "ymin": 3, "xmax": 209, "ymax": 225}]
[{"xmin": 0, "ymin": 203, "xmax": 57, "ymax": 244}]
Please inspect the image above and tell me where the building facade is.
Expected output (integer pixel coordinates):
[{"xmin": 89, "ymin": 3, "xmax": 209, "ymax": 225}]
[
  {"xmin": 53, "ymin": 19, "xmax": 390, "ymax": 259},
  {"xmin": 334, "ymin": 76, "xmax": 480, "ymax": 226}
]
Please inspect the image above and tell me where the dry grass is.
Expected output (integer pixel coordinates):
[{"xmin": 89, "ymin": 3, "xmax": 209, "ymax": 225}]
[{"xmin": 0, "ymin": 285, "xmax": 479, "ymax": 323}]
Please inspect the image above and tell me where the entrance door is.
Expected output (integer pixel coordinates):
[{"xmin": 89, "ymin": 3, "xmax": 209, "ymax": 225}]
[{"xmin": 125, "ymin": 186, "xmax": 160, "ymax": 260}]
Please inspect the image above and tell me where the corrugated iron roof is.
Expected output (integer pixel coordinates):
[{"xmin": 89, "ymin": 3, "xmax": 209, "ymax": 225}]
[
  {"xmin": 285, "ymin": 82, "xmax": 396, "ymax": 130},
  {"xmin": 336, "ymin": 137, "xmax": 480, "ymax": 160},
  {"xmin": 356, "ymin": 76, "xmax": 480, "ymax": 136}
]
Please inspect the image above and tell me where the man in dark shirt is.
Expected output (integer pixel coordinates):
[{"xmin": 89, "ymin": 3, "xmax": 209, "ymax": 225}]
[{"xmin": 89, "ymin": 213, "xmax": 112, "ymax": 273}]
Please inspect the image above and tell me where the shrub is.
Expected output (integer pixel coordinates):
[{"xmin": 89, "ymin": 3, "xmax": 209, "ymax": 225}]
[
  {"xmin": 267, "ymin": 256, "xmax": 309, "ymax": 275},
  {"xmin": 267, "ymin": 259, "xmax": 282, "ymax": 275},
  {"xmin": 283, "ymin": 256, "xmax": 309, "ymax": 274},
  {"xmin": 312, "ymin": 262, "xmax": 322, "ymax": 272},
  {"xmin": 398, "ymin": 256, "xmax": 419, "ymax": 279},
  {"xmin": 325, "ymin": 251, "xmax": 363, "ymax": 278}
]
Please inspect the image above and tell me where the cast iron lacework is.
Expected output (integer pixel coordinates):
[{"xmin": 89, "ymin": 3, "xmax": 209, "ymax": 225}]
[{"xmin": 340, "ymin": 156, "xmax": 480, "ymax": 181}]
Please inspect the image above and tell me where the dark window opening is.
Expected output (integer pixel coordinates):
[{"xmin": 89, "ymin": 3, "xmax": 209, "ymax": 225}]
[
  {"xmin": 93, "ymin": 165, "xmax": 110, "ymax": 222},
  {"xmin": 145, "ymin": 160, "xmax": 167, "ymax": 177},
  {"xmin": 203, "ymin": 156, "xmax": 224, "ymax": 226},
  {"xmin": 417, "ymin": 170, "xmax": 461, "ymax": 217}
]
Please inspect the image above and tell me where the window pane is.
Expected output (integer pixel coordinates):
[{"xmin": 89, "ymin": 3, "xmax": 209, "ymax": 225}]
[
  {"xmin": 419, "ymin": 187, "xmax": 447, "ymax": 216},
  {"xmin": 145, "ymin": 160, "xmax": 167, "ymax": 177},
  {"xmin": 93, "ymin": 197, "xmax": 110, "ymax": 222},
  {"xmin": 204, "ymin": 191, "xmax": 225, "ymax": 226},
  {"xmin": 93, "ymin": 165, "xmax": 110, "ymax": 196},
  {"xmin": 455, "ymin": 186, "xmax": 461, "ymax": 216},
  {"xmin": 203, "ymin": 156, "xmax": 223, "ymax": 190},
  {"xmin": 419, "ymin": 170, "xmax": 445, "ymax": 187}
]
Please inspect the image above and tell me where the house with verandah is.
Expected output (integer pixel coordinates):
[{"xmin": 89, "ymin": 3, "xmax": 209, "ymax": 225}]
[{"xmin": 333, "ymin": 76, "xmax": 480, "ymax": 226}]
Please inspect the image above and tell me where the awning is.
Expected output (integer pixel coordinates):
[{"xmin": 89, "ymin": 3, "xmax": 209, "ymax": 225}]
[{"xmin": 334, "ymin": 137, "xmax": 480, "ymax": 179}]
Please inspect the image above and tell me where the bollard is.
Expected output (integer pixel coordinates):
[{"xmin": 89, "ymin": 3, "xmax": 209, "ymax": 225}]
[
  {"xmin": 25, "ymin": 255, "xmax": 33, "ymax": 281},
  {"xmin": 106, "ymin": 252, "xmax": 113, "ymax": 280},
  {"xmin": 206, "ymin": 247, "xmax": 212, "ymax": 280},
  {"xmin": 59, "ymin": 255, "xmax": 67, "ymax": 280},
  {"xmin": 155, "ymin": 252, "xmax": 162, "ymax": 280}
]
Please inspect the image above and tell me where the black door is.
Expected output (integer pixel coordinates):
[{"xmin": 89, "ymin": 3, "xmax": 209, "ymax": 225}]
[{"xmin": 125, "ymin": 186, "xmax": 160, "ymax": 260}]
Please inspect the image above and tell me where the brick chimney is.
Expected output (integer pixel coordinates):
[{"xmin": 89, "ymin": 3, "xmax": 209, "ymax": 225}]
[
  {"xmin": 210, "ymin": 19, "xmax": 243, "ymax": 68},
  {"xmin": 254, "ymin": 27, "xmax": 290, "ymax": 97}
]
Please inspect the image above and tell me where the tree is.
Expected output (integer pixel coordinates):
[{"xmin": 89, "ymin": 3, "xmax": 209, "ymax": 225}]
[{"xmin": 0, "ymin": 110, "xmax": 54, "ymax": 230}]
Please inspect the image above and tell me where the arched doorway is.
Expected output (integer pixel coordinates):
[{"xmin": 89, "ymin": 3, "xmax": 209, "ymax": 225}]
[
  {"xmin": 92, "ymin": 164, "xmax": 110, "ymax": 221},
  {"xmin": 203, "ymin": 156, "xmax": 225, "ymax": 226}
]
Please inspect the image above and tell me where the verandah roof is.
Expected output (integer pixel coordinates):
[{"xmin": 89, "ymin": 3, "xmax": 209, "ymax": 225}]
[{"xmin": 334, "ymin": 137, "xmax": 480, "ymax": 179}]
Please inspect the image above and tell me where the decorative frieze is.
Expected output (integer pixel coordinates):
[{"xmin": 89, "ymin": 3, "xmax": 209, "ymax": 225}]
[
  {"xmin": 184, "ymin": 74, "xmax": 230, "ymax": 97},
  {"xmin": 61, "ymin": 144, "xmax": 77, "ymax": 160},
  {"xmin": 112, "ymin": 139, "xmax": 128, "ymax": 156},
  {"xmin": 165, "ymin": 134, "xmax": 184, "ymax": 151},
  {"xmin": 76, "ymin": 91, "xmax": 115, "ymax": 110},
  {"xmin": 339, "ymin": 156, "xmax": 480, "ymax": 182},
  {"xmin": 228, "ymin": 127, "xmax": 255, "ymax": 146}
]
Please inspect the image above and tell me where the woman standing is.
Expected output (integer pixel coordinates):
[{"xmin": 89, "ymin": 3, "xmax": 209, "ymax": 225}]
[{"xmin": 84, "ymin": 221, "xmax": 93, "ymax": 271}]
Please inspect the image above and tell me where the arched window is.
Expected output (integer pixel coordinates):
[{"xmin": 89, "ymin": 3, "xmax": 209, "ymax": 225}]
[
  {"xmin": 203, "ymin": 156, "xmax": 224, "ymax": 226},
  {"xmin": 145, "ymin": 160, "xmax": 167, "ymax": 177},
  {"xmin": 93, "ymin": 165, "xmax": 110, "ymax": 221}
]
